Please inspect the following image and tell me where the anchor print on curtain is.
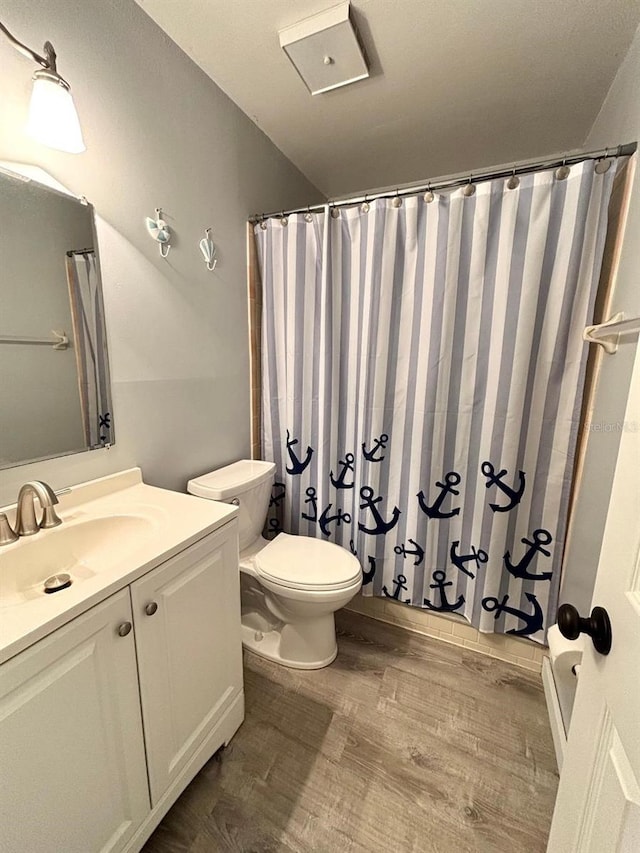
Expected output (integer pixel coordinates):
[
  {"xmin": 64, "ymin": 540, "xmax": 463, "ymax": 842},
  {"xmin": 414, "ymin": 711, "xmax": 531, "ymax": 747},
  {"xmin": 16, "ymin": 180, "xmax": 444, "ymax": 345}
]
[{"xmin": 255, "ymin": 158, "xmax": 619, "ymax": 642}]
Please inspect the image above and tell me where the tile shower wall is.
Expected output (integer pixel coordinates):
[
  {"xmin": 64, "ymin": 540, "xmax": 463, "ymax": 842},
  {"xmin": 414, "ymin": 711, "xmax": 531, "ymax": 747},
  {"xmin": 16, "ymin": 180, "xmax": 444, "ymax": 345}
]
[{"xmin": 346, "ymin": 594, "xmax": 546, "ymax": 672}]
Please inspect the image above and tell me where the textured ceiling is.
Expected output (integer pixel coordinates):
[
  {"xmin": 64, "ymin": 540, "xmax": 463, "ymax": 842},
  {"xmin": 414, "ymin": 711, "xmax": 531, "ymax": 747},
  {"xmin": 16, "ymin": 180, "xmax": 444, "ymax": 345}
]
[{"xmin": 136, "ymin": 0, "xmax": 640, "ymax": 197}]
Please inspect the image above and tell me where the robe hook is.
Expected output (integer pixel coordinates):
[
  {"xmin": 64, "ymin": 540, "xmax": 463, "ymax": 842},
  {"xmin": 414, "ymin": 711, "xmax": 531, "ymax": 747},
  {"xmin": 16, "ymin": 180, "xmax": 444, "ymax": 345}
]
[
  {"xmin": 145, "ymin": 206, "xmax": 172, "ymax": 258},
  {"xmin": 199, "ymin": 227, "xmax": 217, "ymax": 271}
]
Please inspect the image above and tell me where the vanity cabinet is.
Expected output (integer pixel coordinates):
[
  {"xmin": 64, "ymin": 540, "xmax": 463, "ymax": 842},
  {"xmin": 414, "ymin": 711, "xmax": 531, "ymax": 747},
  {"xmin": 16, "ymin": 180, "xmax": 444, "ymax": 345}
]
[
  {"xmin": 0, "ymin": 520, "xmax": 244, "ymax": 853},
  {"xmin": 130, "ymin": 526, "xmax": 243, "ymax": 805},
  {"xmin": 0, "ymin": 589, "xmax": 150, "ymax": 853}
]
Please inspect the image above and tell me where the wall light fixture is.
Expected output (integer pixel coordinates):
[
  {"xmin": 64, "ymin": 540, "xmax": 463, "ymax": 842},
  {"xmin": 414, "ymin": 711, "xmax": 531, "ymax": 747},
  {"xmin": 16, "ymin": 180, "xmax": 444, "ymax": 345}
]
[{"xmin": 0, "ymin": 20, "xmax": 85, "ymax": 153}]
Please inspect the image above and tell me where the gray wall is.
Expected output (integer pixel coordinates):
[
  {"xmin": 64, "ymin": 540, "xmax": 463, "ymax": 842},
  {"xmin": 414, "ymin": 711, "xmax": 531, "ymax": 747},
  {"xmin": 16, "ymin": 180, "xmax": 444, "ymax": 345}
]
[
  {"xmin": 0, "ymin": 0, "xmax": 321, "ymax": 505},
  {"xmin": 560, "ymin": 24, "xmax": 640, "ymax": 613}
]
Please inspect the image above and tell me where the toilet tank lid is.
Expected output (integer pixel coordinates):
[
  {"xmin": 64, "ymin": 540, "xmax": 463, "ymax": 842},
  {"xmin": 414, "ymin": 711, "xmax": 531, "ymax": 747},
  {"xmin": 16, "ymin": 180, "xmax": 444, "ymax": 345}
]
[{"xmin": 187, "ymin": 459, "xmax": 276, "ymax": 500}]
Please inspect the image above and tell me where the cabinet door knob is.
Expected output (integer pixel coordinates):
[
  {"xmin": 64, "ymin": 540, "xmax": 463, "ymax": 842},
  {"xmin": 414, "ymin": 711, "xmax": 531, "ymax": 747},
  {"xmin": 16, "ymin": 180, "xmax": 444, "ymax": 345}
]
[
  {"xmin": 145, "ymin": 602, "xmax": 158, "ymax": 616},
  {"xmin": 117, "ymin": 621, "xmax": 132, "ymax": 637}
]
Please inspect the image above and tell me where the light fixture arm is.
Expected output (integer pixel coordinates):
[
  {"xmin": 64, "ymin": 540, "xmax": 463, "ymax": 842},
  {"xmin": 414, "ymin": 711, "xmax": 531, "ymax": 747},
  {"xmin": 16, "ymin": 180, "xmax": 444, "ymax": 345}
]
[{"xmin": 0, "ymin": 20, "xmax": 58, "ymax": 74}]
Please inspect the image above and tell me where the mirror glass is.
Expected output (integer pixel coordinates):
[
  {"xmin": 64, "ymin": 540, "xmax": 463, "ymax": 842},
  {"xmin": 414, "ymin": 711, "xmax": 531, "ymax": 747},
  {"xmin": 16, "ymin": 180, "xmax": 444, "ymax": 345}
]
[{"xmin": 0, "ymin": 169, "xmax": 114, "ymax": 469}]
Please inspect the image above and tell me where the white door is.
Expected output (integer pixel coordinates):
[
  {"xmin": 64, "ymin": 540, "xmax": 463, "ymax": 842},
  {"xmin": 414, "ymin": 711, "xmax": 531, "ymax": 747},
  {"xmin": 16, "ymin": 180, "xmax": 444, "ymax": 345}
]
[
  {"xmin": 547, "ymin": 340, "xmax": 640, "ymax": 852},
  {"xmin": 131, "ymin": 523, "xmax": 243, "ymax": 805},
  {"xmin": 0, "ymin": 589, "xmax": 150, "ymax": 853}
]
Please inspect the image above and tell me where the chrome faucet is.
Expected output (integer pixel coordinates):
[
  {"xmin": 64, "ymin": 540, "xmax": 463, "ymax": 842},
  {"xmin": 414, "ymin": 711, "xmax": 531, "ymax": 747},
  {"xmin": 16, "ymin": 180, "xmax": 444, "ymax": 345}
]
[{"xmin": 14, "ymin": 481, "xmax": 63, "ymax": 536}]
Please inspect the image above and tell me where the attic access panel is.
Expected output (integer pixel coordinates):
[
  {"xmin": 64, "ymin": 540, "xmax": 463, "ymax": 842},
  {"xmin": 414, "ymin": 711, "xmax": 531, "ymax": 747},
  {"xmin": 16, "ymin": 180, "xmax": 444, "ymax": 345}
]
[{"xmin": 279, "ymin": 2, "xmax": 369, "ymax": 95}]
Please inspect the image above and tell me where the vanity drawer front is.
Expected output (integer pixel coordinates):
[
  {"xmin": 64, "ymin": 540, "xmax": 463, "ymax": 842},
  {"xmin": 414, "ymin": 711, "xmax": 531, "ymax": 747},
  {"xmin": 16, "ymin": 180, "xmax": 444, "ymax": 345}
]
[
  {"xmin": 130, "ymin": 522, "xmax": 243, "ymax": 805},
  {"xmin": 0, "ymin": 589, "xmax": 149, "ymax": 853}
]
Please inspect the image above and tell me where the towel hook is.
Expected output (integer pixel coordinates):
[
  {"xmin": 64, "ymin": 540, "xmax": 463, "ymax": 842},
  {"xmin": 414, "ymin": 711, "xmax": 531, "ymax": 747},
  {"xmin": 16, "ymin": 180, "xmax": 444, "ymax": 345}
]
[
  {"xmin": 199, "ymin": 227, "xmax": 218, "ymax": 271},
  {"xmin": 145, "ymin": 207, "xmax": 172, "ymax": 258}
]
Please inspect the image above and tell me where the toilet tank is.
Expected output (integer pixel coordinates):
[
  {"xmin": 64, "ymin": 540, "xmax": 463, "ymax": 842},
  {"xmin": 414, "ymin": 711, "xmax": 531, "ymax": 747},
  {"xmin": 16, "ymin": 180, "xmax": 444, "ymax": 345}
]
[{"xmin": 187, "ymin": 460, "xmax": 276, "ymax": 551}]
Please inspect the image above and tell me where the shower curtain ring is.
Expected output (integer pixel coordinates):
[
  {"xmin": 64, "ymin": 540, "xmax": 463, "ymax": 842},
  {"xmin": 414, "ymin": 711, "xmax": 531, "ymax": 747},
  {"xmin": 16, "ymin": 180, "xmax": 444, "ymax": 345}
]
[
  {"xmin": 507, "ymin": 166, "xmax": 520, "ymax": 190},
  {"xmin": 304, "ymin": 205, "xmax": 313, "ymax": 223},
  {"xmin": 595, "ymin": 148, "xmax": 613, "ymax": 174},
  {"xmin": 555, "ymin": 156, "xmax": 571, "ymax": 181},
  {"xmin": 424, "ymin": 183, "xmax": 435, "ymax": 203},
  {"xmin": 281, "ymin": 210, "xmax": 288, "ymax": 226},
  {"xmin": 361, "ymin": 194, "xmax": 370, "ymax": 213},
  {"xmin": 463, "ymin": 174, "xmax": 476, "ymax": 197},
  {"xmin": 392, "ymin": 189, "xmax": 402, "ymax": 208}
]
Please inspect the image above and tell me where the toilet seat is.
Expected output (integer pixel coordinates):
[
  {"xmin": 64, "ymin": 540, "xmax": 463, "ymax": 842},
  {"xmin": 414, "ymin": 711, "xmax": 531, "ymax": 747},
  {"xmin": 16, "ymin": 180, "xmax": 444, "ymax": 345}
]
[{"xmin": 255, "ymin": 533, "xmax": 361, "ymax": 592}]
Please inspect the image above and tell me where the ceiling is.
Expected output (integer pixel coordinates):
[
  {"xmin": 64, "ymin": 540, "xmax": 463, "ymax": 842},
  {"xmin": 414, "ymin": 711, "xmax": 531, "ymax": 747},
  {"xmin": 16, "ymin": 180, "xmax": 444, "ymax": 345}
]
[{"xmin": 136, "ymin": 0, "xmax": 640, "ymax": 197}]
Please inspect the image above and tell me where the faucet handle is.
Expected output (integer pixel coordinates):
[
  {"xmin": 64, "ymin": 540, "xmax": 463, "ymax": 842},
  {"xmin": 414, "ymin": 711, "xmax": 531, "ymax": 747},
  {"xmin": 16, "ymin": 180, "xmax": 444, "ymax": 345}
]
[{"xmin": 0, "ymin": 513, "xmax": 18, "ymax": 546}]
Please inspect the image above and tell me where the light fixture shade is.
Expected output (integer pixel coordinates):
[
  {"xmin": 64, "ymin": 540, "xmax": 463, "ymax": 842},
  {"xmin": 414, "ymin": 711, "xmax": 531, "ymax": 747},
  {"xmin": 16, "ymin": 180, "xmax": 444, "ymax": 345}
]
[{"xmin": 26, "ymin": 73, "xmax": 85, "ymax": 153}]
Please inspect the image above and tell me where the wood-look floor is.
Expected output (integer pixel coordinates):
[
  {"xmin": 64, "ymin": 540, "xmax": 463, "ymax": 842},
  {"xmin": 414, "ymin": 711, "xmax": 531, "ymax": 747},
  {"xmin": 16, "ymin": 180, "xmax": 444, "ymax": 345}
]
[{"xmin": 142, "ymin": 611, "xmax": 558, "ymax": 853}]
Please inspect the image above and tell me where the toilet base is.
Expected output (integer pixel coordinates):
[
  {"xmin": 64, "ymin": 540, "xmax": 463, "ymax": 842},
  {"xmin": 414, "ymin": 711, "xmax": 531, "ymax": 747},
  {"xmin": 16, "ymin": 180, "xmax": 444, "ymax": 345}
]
[{"xmin": 240, "ymin": 623, "xmax": 338, "ymax": 670}]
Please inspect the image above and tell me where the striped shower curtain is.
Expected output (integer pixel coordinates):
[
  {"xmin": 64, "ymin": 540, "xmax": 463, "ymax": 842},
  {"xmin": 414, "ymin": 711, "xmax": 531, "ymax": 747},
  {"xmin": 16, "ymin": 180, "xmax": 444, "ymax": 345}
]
[
  {"xmin": 255, "ymin": 159, "xmax": 618, "ymax": 642},
  {"xmin": 65, "ymin": 250, "xmax": 112, "ymax": 448}
]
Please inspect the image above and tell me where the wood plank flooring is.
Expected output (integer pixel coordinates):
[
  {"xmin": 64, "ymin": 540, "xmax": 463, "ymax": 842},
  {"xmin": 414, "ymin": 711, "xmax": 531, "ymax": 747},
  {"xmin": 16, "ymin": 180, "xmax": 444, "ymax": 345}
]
[{"xmin": 142, "ymin": 611, "xmax": 558, "ymax": 853}]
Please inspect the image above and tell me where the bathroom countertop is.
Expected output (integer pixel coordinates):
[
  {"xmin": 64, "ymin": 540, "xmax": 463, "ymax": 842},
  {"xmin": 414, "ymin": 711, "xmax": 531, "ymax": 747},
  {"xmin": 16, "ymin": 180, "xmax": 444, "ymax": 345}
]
[{"xmin": 0, "ymin": 468, "xmax": 238, "ymax": 665}]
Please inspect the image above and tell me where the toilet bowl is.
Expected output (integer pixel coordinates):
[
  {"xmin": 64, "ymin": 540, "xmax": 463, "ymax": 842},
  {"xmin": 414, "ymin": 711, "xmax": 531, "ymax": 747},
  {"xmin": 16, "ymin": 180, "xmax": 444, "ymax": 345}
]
[{"xmin": 187, "ymin": 460, "xmax": 362, "ymax": 669}]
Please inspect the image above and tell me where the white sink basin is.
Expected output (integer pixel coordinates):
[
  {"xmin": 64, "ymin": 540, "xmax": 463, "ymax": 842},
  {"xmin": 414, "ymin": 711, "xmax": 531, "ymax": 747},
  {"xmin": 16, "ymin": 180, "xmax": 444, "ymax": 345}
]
[
  {"xmin": 0, "ymin": 515, "xmax": 156, "ymax": 607},
  {"xmin": 0, "ymin": 468, "xmax": 238, "ymax": 665}
]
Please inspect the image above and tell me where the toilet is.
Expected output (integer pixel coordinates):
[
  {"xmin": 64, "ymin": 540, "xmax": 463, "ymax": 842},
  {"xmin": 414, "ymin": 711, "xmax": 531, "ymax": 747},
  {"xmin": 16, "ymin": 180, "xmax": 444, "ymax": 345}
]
[{"xmin": 187, "ymin": 460, "xmax": 362, "ymax": 669}]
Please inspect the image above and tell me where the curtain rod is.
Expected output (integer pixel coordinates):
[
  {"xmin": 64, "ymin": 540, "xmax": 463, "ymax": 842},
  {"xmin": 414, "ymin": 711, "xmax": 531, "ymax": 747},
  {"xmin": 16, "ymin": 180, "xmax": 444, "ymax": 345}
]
[
  {"xmin": 66, "ymin": 247, "xmax": 94, "ymax": 256},
  {"xmin": 251, "ymin": 141, "xmax": 637, "ymax": 223}
]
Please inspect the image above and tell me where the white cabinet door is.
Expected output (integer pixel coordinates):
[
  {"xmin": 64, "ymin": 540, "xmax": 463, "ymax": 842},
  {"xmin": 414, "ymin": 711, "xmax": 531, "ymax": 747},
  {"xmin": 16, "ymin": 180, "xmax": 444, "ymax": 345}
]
[
  {"xmin": 131, "ymin": 523, "xmax": 243, "ymax": 804},
  {"xmin": 0, "ymin": 590, "xmax": 150, "ymax": 853},
  {"xmin": 547, "ymin": 342, "xmax": 640, "ymax": 851}
]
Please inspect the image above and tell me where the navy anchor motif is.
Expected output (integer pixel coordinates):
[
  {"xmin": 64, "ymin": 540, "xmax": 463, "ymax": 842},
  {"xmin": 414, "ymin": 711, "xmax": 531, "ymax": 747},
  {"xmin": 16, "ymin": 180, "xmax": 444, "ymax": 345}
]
[
  {"xmin": 417, "ymin": 472, "xmax": 462, "ymax": 519},
  {"xmin": 330, "ymin": 453, "xmax": 355, "ymax": 489},
  {"xmin": 504, "ymin": 529, "xmax": 553, "ymax": 581},
  {"xmin": 318, "ymin": 504, "xmax": 351, "ymax": 537},
  {"xmin": 301, "ymin": 487, "xmax": 318, "ymax": 522},
  {"xmin": 362, "ymin": 433, "xmax": 389, "ymax": 463},
  {"xmin": 481, "ymin": 461, "xmax": 526, "ymax": 512},
  {"xmin": 267, "ymin": 517, "xmax": 282, "ymax": 537},
  {"xmin": 450, "ymin": 540, "xmax": 488, "ymax": 579},
  {"xmin": 383, "ymin": 573, "xmax": 411, "ymax": 603},
  {"xmin": 269, "ymin": 482, "xmax": 286, "ymax": 508},
  {"xmin": 358, "ymin": 486, "xmax": 401, "ymax": 535},
  {"xmin": 362, "ymin": 555, "xmax": 377, "ymax": 585},
  {"xmin": 423, "ymin": 570, "xmax": 465, "ymax": 612},
  {"xmin": 285, "ymin": 429, "xmax": 314, "ymax": 475},
  {"xmin": 482, "ymin": 592, "xmax": 544, "ymax": 637},
  {"xmin": 394, "ymin": 539, "xmax": 425, "ymax": 566}
]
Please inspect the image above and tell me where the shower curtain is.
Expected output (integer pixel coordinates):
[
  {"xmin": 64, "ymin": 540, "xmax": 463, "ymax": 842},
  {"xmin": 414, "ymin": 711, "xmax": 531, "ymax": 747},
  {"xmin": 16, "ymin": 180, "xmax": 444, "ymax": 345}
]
[
  {"xmin": 255, "ymin": 159, "xmax": 618, "ymax": 642},
  {"xmin": 65, "ymin": 250, "xmax": 112, "ymax": 448}
]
